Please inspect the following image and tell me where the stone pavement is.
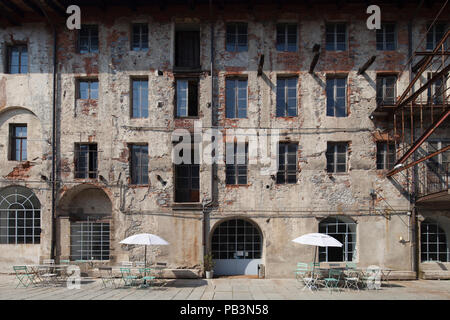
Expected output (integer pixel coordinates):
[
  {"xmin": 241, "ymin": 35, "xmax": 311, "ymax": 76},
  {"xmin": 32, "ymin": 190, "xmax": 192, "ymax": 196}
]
[{"xmin": 0, "ymin": 275, "xmax": 449, "ymax": 300}]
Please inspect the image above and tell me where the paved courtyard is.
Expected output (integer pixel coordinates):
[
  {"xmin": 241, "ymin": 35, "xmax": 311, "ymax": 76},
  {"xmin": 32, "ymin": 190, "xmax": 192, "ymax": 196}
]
[{"xmin": 0, "ymin": 275, "xmax": 449, "ymax": 300}]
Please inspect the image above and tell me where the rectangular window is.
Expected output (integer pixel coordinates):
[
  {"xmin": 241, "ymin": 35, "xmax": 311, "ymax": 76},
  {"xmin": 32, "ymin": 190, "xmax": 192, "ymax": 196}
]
[
  {"xmin": 376, "ymin": 23, "xmax": 396, "ymax": 50},
  {"xmin": 130, "ymin": 144, "xmax": 149, "ymax": 185},
  {"xmin": 7, "ymin": 45, "xmax": 28, "ymax": 74},
  {"xmin": 326, "ymin": 142, "xmax": 348, "ymax": 173},
  {"xmin": 176, "ymin": 79, "xmax": 199, "ymax": 117},
  {"xmin": 276, "ymin": 77, "xmax": 297, "ymax": 117},
  {"xmin": 131, "ymin": 79, "xmax": 148, "ymax": 118},
  {"xmin": 376, "ymin": 75, "xmax": 396, "ymax": 106},
  {"xmin": 175, "ymin": 28, "xmax": 200, "ymax": 68},
  {"xmin": 131, "ymin": 23, "xmax": 149, "ymax": 51},
  {"xmin": 226, "ymin": 142, "xmax": 248, "ymax": 185},
  {"xmin": 326, "ymin": 77, "xmax": 347, "ymax": 117},
  {"xmin": 226, "ymin": 23, "xmax": 248, "ymax": 52},
  {"xmin": 175, "ymin": 139, "xmax": 200, "ymax": 203},
  {"xmin": 75, "ymin": 143, "xmax": 98, "ymax": 179},
  {"xmin": 277, "ymin": 143, "xmax": 297, "ymax": 184},
  {"xmin": 426, "ymin": 23, "xmax": 446, "ymax": 50},
  {"xmin": 10, "ymin": 124, "xmax": 27, "ymax": 161},
  {"xmin": 78, "ymin": 25, "xmax": 99, "ymax": 53},
  {"xmin": 276, "ymin": 23, "xmax": 297, "ymax": 52},
  {"xmin": 325, "ymin": 23, "xmax": 346, "ymax": 51},
  {"xmin": 226, "ymin": 78, "xmax": 247, "ymax": 118},
  {"xmin": 427, "ymin": 72, "xmax": 447, "ymax": 104},
  {"xmin": 77, "ymin": 79, "xmax": 98, "ymax": 100},
  {"xmin": 376, "ymin": 142, "xmax": 396, "ymax": 170},
  {"xmin": 70, "ymin": 221, "xmax": 110, "ymax": 261}
]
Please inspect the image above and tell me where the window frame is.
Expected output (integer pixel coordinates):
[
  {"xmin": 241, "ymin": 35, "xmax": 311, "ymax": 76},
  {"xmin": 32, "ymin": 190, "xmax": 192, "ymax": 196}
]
[
  {"xmin": 74, "ymin": 143, "xmax": 98, "ymax": 179},
  {"xmin": 319, "ymin": 217, "xmax": 356, "ymax": 262},
  {"xmin": 76, "ymin": 78, "xmax": 99, "ymax": 100},
  {"xmin": 174, "ymin": 139, "xmax": 200, "ymax": 203},
  {"xmin": 276, "ymin": 23, "xmax": 298, "ymax": 52},
  {"xmin": 326, "ymin": 76, "xmax": 347, "ymax": 117},
  {"xmin": 129, "ymin": 144, "xmax": 149, "ymax": 185},
  {"xmin": 130, "ymin": 78, "xmax": 149, "ymax": 119},
  {"xmin": 131, "ymin": 23, "xmax": 149, "ymax": 51},
  {"xmin": 78, "ymin": 24, "xmax": 99, "ymax": 54},
  {"xmin": 225, "ymin": 78, "xmax": 248, "ymax": 119},
  {"xmin": 326, "ymin": 142, "xmax": 348, "ymax": 173},
  {"xmin": 376, "ymin": 23, "xmax": 397, "ymax": 51},
  {"xmin": 226, "ymin": 22, "xmax": 248, "ymax": 52},
  {"xmin": 175, "ymin": 78, "xmax": 199, "ymax": 118},
  {"xmin": 325, "ymin": 23, "xmax": 347, "ymax": 51},
  {"xmin": 376, "ymin": 141, "xmax": 396, "ymax": 170},
  {"xmin": 421, "ymin": 219, "xmax": 449, "ymax": 263},
  {"xmin": 376, "ymin": 74, "xmax": 397, "ymax": 106},
  {"xmin": 426, "ymin": 22, "xmax": 447, "ymax": 51},
  {"xmin": 7, "ymin": 44, "xmax": 28, "ymax": 74},
  {"xmin": 9, "ymin": 124, "xmax": 27, "ymax": 162},
  {"xmin": 276, "ymin": 142, "xmax": 298, "ymax": 184},
  {"xmin": 276, "ymin": 77, "xmax": 298, "ymax": 117},
  {"xmin": 70, "ymin": 220, "xmax": 110, "ymax": 261},
  {"xmin": 226, "ymin": 142, "xmax": 248, "ymax": 185}
]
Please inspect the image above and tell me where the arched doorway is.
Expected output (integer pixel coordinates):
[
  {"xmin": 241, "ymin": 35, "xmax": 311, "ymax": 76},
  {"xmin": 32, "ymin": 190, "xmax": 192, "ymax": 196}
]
[
  {"xmin": 57, "ymin": 185, "xmax": 112, "ymax": 261},
  {"xmin": 211, "ymin": 218, "xmax": 262, "ymax": 276},
  {"xmin": 0, "ymin": 186, "xmax": 41, "ymax": 244}
]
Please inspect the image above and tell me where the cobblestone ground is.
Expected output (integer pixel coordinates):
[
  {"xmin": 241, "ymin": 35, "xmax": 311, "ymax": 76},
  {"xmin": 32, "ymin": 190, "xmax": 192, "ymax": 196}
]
[{"xmin": 0, "ymin": 275, "xmax": 449, "ymax": 300}]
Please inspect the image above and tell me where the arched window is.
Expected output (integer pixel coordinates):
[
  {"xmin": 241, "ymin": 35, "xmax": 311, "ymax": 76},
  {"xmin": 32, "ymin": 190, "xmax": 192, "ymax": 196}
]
[
  {"xmin": 0, "ymin": 186, "xmax": 41, "ymax": 244},
  {"xmin": 421, "ymin": 219, "xmax": 449, "ymax": 262},
  {"xmin": 319, "ymin": 217, "xmax": 356, "ymax": 262},
  {"xmin": 211, "ymin": 219, "xmax": 262, "ymax": 260}
]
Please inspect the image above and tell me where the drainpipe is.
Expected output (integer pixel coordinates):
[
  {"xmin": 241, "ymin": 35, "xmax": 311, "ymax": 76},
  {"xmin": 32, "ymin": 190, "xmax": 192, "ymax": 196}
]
[{"xmin": 38, "ymin": 4, "xmax": 58, "ymax": 261}]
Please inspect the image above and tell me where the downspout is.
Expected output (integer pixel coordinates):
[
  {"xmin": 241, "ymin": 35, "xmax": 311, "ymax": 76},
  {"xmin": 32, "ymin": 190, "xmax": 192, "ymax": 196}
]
[
  {"xmin": 202, "ymin": 0, "xmax": 215, "ymax": 269},
  {"xmin": 38, "ymin": 4, "xmax": 58, "ymax": 261}
]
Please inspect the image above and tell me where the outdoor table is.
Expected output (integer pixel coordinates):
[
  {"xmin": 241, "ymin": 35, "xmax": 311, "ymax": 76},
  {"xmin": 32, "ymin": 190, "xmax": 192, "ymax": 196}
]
[{"xmin": 26, "ymin": 264, "xmax": 70, "ymax": 286}]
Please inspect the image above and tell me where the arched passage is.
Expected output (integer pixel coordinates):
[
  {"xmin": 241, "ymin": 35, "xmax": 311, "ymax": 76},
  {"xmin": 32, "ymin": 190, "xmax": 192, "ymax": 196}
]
[
  {"xmin": 210, "ymin": 218, "xmax": 262, "ymax": 276},
  {"xmin": 57, "ymin": 185, "xmax": 112, "ymax": 261}
]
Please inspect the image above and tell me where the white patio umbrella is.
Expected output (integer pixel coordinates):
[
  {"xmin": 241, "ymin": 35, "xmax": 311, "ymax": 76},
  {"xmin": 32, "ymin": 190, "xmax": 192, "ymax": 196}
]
[
  {"xmin": 120, "ymin": 233, "xmax": 169, "ymax": 267},
  {"xmin": 292, "ymin": 233, "xmax": 342, "ymax": 275}
]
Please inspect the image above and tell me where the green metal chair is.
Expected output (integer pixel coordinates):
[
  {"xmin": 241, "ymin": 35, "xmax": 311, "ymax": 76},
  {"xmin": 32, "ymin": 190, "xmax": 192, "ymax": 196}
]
[
  {"xmin": 99, "ymin": 267, "xmax": 116, "ymax": 289},
  {"xmin": 13, "ymin": 266, "xmax": 36, "ymax": 288},
  {"xmin": 138, "ymin": 268, "xmax": 156, "ymax": 287},
  {"xmin": 294, "ymin": 263, "xmax": 318, "ymax": 291},
  {"xmin": 120, "ymin": 268, "xmax": 138, "ymax": 287},
  {"xmin": 343, "ymin": 263, "xmax": 360, "ymax": 291},
  {"xmin": 323, "ymin": 269, "xmax": 342, "ymax": 293}
]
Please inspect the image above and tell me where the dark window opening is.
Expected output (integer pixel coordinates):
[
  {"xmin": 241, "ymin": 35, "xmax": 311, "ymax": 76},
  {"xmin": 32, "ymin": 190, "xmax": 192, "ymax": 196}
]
[
  {"xmin": 276, "ymin": 77, "xmax": 297, "ymax": 117},
  {"xmin": 176, "ymin": 79, "xmax": 199, "ymax": 117},
  {"xmin": 9, "ymin": 124, "xmax": 27, "ymax": 161},
  {"xmin": 426, "ymin": 23, "xmax": 447, "ymax": 51},
  {"xmin": 376, "ymin": 141, "xmax": 396, "ymax": 170},
  {"xmin": 226, "ymin": 78, "xmax": 247, "ymax": 118},
  {"xmin": 226, "ymin": 23, "xmax": 248, "ymax": 52},
  {"xmin": 226, "ymin": 142, "xmax": 248, "ymax": 185},
  {"xmin": 326, "ymin": 142, "xmax": 348, "ymax": 173},
  {"xmin": 277, "ymin": 143, "xmax": 297, "ymax": 184},
  {"xmin": 421, "ymin": 219, "xmax": 449, "ymax": 262},
  {"xmin": 175, "ymin": 29, "xmax": 200, "ymax": 69},
  {"xmin": 325, "ymin": 23, "xmax": 346, "ymax": 51},
  {"xmin": 376, "ymin": 23, "xmax": 396, "ymax": 50},
  {"xmin": 174, "ymin": 139, "xmax": 200, "ymax": 202},
  {"xmin": 319, "ymin": 218, "xmax": 356, "ymax": 262},
  {"xmin": 132, "ymin": 23, "xmax": 149, "ymax": 51},
  {"xmin": 376, "ymin": 75, "xmax": 397, "ymax": 106},
  {"xmin": 78, "ymin": 25, "xmax": 99, "ymax": 53},
  {"xmin": 75, "ymin": 143, "xmax": 98, "ymax": 179},
  {"xmin": 130, "ymin": 144, "xmax": 149, "ymax": 185},
  {"xmin": 7, "ymin": 45, "xmax": 28, "ymax": 74},
  {"xmin": 326, "ymin": 77, "xmax": 347, "ymax": 117},
  {"xmin": 276, "ymin": 23, "xmax": 297, "ymax": 52}
]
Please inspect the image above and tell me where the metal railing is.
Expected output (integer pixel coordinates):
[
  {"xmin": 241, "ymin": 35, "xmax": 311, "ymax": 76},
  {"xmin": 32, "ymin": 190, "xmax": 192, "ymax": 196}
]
[{"xmin": 418, "ymin": 162, "xmax": 449, "ymax": 197}]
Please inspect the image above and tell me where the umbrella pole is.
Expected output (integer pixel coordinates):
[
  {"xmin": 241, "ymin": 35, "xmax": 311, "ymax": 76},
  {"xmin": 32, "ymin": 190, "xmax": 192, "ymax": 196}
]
[
  {"xmin": 144, "ymin": 246, "xmax": 147, "ymax": 285},
  {"xmin": 313, "ymin": 246, "xmax": 317, "ymax": 277}
]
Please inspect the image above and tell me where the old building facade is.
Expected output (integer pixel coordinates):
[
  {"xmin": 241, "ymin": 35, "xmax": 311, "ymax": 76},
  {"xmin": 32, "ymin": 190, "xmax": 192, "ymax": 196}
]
[{"xmin": 0, "ymin": 0, "xmax": 449, "ymax": 279}]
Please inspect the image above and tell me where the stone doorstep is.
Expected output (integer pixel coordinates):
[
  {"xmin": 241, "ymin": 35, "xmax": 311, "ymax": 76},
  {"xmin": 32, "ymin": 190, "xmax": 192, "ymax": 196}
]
[
  {"xmin": 90, "ymin": 268, "xmax": 202, "ymax": 279},
  {"xmin": 420, "ymin": 271, "xmax": 450, "ymax": 280}
]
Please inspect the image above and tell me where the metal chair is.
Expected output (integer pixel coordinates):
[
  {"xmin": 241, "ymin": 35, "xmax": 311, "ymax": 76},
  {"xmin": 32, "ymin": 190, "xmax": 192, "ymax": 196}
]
[
  {"xmin": 13, "ymin": 266, "xmax": 37, "ymax": 288},
  {"xmin": 138, "ymin": 268, "xmax": 156, "ymax": 287},
  {"xmin": 119, "ymin": 268, "xmax": 138, "ymax": 287},
  {"xmin": 323, "ymin": 269, "xmax": 342, "ymax": 293},
  {"xmin": 343, "ymin": 265, "xmax": 360, "ymax": 291},
  {"xmin": 99, "ymin": 267, "xmax": 116, "ymax": 289},
  {"xmin": 295, "ymin": 263, "xmax": 319, "ymax": 291}
]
